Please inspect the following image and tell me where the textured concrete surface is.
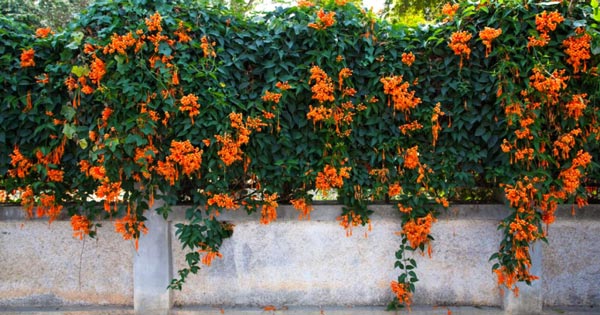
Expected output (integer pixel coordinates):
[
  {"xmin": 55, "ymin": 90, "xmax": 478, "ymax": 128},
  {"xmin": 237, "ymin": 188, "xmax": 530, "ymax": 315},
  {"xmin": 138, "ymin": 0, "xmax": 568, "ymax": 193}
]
[
  {"xmin": 134, "ymin": 199, "xmax": 173, "ymax": 315},
  {"xmin": 171, "ymin": 205, "xmax": 503, "ymax": 307},
  {"xmin": 0, "ymin": 221, "xmax": 133, "ymax": 307},
  {"xmin": 543, "ymin": 219, "xmax": 600, "ymax": 307}
]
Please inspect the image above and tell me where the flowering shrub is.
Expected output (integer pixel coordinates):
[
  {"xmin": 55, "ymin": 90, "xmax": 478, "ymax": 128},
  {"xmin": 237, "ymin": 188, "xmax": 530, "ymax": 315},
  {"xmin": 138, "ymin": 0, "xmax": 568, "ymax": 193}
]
[{"xmin": 1, "ymin": 0, "xmax": 599, "ymax": 309}]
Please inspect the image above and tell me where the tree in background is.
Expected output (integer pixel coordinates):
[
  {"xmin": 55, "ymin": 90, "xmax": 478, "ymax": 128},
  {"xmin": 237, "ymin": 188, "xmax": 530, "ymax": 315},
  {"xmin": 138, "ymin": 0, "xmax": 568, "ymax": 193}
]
[
  {"xmin": 383, "ymin": 0, "xmax": 445, "ymax": 26},
  {"xmin": 1, "ymin": 0, "xmax": 91, "ymax": 30}
]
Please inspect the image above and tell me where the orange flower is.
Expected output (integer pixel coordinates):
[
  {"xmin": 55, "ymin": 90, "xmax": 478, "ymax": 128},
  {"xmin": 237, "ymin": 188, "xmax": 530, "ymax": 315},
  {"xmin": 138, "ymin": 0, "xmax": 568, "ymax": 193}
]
[
  {"xmin": 431, "ymin": 102, "xmax": 445, "ymax": 147},
  {"xmin": 169, "ymin": 140, "xmax": 203, "ymax": 175},
  {"xmin": 337, "ymin": 211, "xmax": 365, "ymax": 237},
  {"xmin": 200, "ymin": 248, "xmax": 223, "ymax": 266},
  {"xmin": 79, "ymin": 160, "xmax": 91, "ymax": 176},
  {"xmin": 275, "ymin": 81, "xmax": 291, "ymax": 90},
  {"xmin": 260, "ymin": 193, "xmax": 279, "ymax": 225},
  {"xmin": 35, "ymin": 73, "xmax": 49, "ymax": 84},
  {"xmin": 397, "ymin": 203, "xmax": 412, "ymax": 214},
  {"xmin": 563, "ymin": 29, "xmax": 591, "ymax": 73},
  {"xmin": 401, "ymin": 52, "xmax": 415, "ymax": 66},
  {"xmin": 509, "ymin": 216, "xmax": 539, "ymax": 242},
  {"xmin": 200, "ymin": 36, "xmax": 216, "ymax": 58},
  {"xmin": 96, "ymin": 181, "xmax": 122, "ymax": 213},
  {"xmin": 316, "ymin": 164, "xmax": 351, "ymax": 195},
  {"xmin": 20, "ymin": 48, "xmax": 35, "ymax": 68},
  {"xmin": 297, "ymin": 0, "xmax": 314, "ymax": 7},
  {"xmin": 403, "ymin": 146, "xmax": 419, "ymax": 169},
  {"xmin": 262, "ymin": 90, "xmax": 282, "ymax": 104},
  {"xmin": 174, "ymin": 21, "xmax": 192, "ymax": 43},
  {"xmin": 84, "ymin": 43, "xmax": 96, "ymax": 54},
  {"xmin": 380, "ymin": 75, "xmax": 421, "ymax": 115},
  {"xmin": 47, "ymin": 169, "xmax": 64, "ymax": 182},
  {"xmin": 529, "ymin": 68, "xmax": 568, "ymax": 105},
  {"xmin": 65, "ymin": 76, "xmax": 79, "ymax": 91},
  {"xmin": 103, "ymin": 32, "xmax": 136, "ymax": 55},
  {"xmin": 156, "ymin": 161, "xmax": 178, "ymax": 185},
  {"xmin": 399, "ymin": 213, "xmax": 436, "ymax": 250},
  {"xmin": 390, "ymin": 281, "xmax": 412, "ymax": 309},
  {"xmin": 35, "ymin": 27, "xmax": 53, "ymax": 38},
  {"xmin": 291, "ymin": 198, "xmax": 314, "ymax": 220},
  {"xmin": 309, "ymin": 66, "xmax": 335, "ymax": 103},
  {"xmin": 388, "ymin": 183, "xmax": 402, "ymax": 198},
  {"xmin": 114, "ymin": 213, "xmax": 148, "ymax": 250},
  {"xmin": 479, "ymin": 27, "xmax": 502, "ymax": 57},
  {"xmin": 38, "ymin": 193, "xmax": 63, "ymax": 223},
  {"xmin": 308, "ymin": 9, "xmax": 336, "ymax": 30},
  {"xmin": 338, "ymin": 68, "xmax": 352, "ymax": 91},
  {"xmin": 180, "ymin": 93, "xmax": 200, "ymax": 123},
  {"xmin": 528, "ymin": 11, "xmax": 564, "ymax": 48},
  {"xmin": 89, "ymin": 55, "xmax": 106, "ymax": 86},
  {"xmin": 448, "ymin": 31, "xmax": 472, "ymax": 69},
  {"xmin": 441, "ymin": 3, "xmax": 459, "ymax": 21},
  {"xmin": 8, "ymin": 146, "xmax": 33, "ymax": 179},
  {"xmin": 399, "ymin": 121, "xmax": 423, "ymax": 135},
  {"xmin": 208, "ymin": 193, "xmax": 239, "ymax": 210},
  {"xmin": 145, "ymin": 12, "xmax": 163, "ymax": 32},
  {"xmin": 565, "ymin": 93, "xmax": 587, "ymax": 120},
  {"xmin": 20, "ymin": 186, "xmax": 35, "ymax": 218},
  {"xmin": 71, "ymin": 215, "xmax": 91, "ymax": 240}
]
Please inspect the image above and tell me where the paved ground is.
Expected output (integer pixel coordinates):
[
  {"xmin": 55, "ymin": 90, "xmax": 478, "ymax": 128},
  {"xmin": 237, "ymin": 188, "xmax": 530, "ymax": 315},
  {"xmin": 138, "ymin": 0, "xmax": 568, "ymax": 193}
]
[{"xmin": 0, "ymin": 305, "xmax": 599, "ymax": 315}]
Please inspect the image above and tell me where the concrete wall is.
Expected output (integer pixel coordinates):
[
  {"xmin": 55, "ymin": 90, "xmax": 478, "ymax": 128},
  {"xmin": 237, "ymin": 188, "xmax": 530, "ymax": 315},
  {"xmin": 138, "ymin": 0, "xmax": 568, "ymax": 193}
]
[
  {"xmin": 0, "ymin": 208, "xmax": 133, "ymax": 308},
  {"xmin": 1, "ymin": 203, "xmax": 599, "ymax": 314}
]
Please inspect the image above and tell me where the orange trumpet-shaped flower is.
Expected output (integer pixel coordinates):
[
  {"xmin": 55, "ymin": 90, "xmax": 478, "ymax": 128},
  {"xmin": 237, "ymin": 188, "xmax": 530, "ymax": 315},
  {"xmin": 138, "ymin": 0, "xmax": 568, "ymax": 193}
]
[{"xmin": 20, "ymin": 48, "xmax": 35, "ymax": 68}]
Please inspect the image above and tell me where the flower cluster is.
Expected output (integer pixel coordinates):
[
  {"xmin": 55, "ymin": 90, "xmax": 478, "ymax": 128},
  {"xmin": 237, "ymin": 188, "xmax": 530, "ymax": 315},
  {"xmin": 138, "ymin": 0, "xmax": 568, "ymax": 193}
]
[
  {"xmin": 448, "ymin": 31, "xmax": 472, "ymax": 69},
  {"xmin": 308, "ymin": 9, "xmax": 336, "ymax": 30},
  {"xmin": 315, "ymin": 164, "xmax": 351, "ymax": 195},
  {"xmin": 562, "ymin": 28, "xmax": 591, "ymax": 74},
  {"xmin": 399, "ymin": 213, "xmax": 436, "ymax": 252},
  {"xmin": 479, "ymin": 27, "xmax": 502, "ymax": 57},
  {"xmin": 528, "ymin": 10, "xmax": 564, "ymax": 48},
  {"xmin": 380, "ymin": 75, "xmax": 421, "ymax": 115}
]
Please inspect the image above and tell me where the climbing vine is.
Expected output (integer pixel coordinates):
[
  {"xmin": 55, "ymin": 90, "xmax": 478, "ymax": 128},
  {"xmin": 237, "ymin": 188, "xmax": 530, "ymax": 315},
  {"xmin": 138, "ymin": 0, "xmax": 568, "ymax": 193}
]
[{"xmin": 1, "ymin": 0, "xmax": 599, "ymax": 308}]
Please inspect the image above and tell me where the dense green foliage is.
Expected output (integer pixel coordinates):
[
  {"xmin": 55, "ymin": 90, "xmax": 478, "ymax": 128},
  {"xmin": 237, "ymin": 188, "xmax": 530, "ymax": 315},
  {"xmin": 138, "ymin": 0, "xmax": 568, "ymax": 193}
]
[{"xmin": 1, "ymin": 0, "xmax": 599, "ymax": 307}]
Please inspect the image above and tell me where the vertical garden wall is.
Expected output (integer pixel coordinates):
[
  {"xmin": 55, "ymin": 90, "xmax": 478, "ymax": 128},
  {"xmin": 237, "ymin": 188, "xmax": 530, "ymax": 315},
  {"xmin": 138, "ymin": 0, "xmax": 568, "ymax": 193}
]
[{"xmin": 1, "ymin": 0, "xmax": 599, "ymax": 310}]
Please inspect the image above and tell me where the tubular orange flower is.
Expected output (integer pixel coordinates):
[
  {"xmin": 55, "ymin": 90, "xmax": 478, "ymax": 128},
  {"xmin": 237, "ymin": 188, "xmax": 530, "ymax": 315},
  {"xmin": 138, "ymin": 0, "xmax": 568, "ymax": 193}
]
[
  {"xmin": 403, "ymin": 146, "xmax": 419, "ymax": 169},
  {"xmin": 448, "ymin": 31, "xmax": 472, "ymax": 69},
  {"xmin": 200, "ymin": 36, "xmax": 216, "ymax": 58},
  {"xmin": 563, "ymin": 29, "xmax": 591, "ymax": 73},
  {"xmin": 397, "ymin": 203, "xmax": 412, "ymax": 214},
  {"xmin": 479, "ymin": 27, "xmax": 502, "ymax": 57},
  {"xmin": 20, "ymin": 48, "xmax": 35, "ymax": 68},
  {"xmin": 167, "ymin": 140, "xmax": 203, "ymax": 176},
  {"xmin": 208, "ymin": 193, "xmax": 239, "ymax": 210},
  {"xmin": 308, "ymin": 9, "xmax": 336, "ymax": 30},
  {"xmin": 65, "ymin": 76, "xmax": 78, "ymax": 91},
  {"xmin": 35, "ymin": 73, "xmax": 49, "ymax": 84},
  {"xmin": 565, "ymin": 93, "xmax": 587, "ymax": 120},
  {"xmin": 388, "ymin": 183, "xmax": 402, "ymax": 198},
  {"xmin": 431, "ymin": 102, "xmax": 445, "ymax": 147},
  {"xmin": 180, "ymin": 93, "xmax": 200, "ymax": 123},
  {"xmin": 337, "ymin": 211, "xmax": 365, "ymax": 237},
  {"xmin": 399, "ymin": 213, "xmax": 436, "ymax": 249},
  {"xmin": 399, "ymin": 121, "xmax": 423, "ymax": 135},
  {"xmin": 9, "ymin": 146, "xmax": 33, "ymax": 179},
  {"xmin": 38, "ymin": 193, "xmax": 63, "ymax": 223},
  {"xmin": 401, "ymin": 52, "xmax": 415, "ymax": 66},
  {"xmin": 156, "ymin": 161, "xmax": 178, "ymax": 185},
  {"xmin": 338, "ymin": 68, "xmax": 352, "ymax": 91},
  {"xmin": 35, "ymin": 27, "xmax": 53, "ymax": 38},
  {"xmin": 275, "ymin": 81, "xmax": 291, "ymax": 90},
  {"xmin": 199, "ymin": 248, "xmax": 223, "ymax": 266},
  {"xmin": 96, "ymin": 181, "xmax": 122, "ymax": 213},
  {"xmin": 316, "ymin": 165, "xmax": 351, "ymax": 195},
  {"xmin": 529, "ymin": 68, "xmax": 568, "ymax": 105},
  {"xmin": 297, "ymin": 0, "xmax": 314, "ymax": 7},
  {"xmin": 390, "ymin": 281, "xmax": 412, "ymax": 309},
  {"xmin": 174, "ymin": 21, "xmax": 192, "ymax": 43},
  {"xmin": 441, "ymin": 3, "xmax": 459, "ymax": 21},
  {"xmin": 380, "ymin": 75, "xmax": 421, "ymax": 115},
  {"xmin": 47, "ymin": 169, "xmax": 64, "ymax": 182},
  {"xmin": 88, "ymin": 55, "xmax": 106, "ymax": 86},
  {"xmin": 20, "ymin": 186, "xmax": 35, "ymax": 218},
  {"xmin": 260, "ymin": 193, "xmax": 279, "ymax": 225},
  {"xmin": 262, "ymin": 90, "xmax": 282, "ymax": 104},
  {"xmin": 291, "ymin": 198, "xmax": 314, "ymax": 220},
  {"xmin": 71, "ymin": 215, "xmax": 91, "ymax": 240},
  {"xmin": 103, "ymin": 32, "xmax": 136, "ymax": 55},
  {"xmin": 509, "ymin": 216, "xmax": 539, "ymax": 242},
  {"xmin": 145, "ymin": 12, "xmax": 163, "ymax": 32},
  {"xmin": 114, "ymin": 214, "xmax": 148, "ymax": 250},
  {"xmin": 309, "ymin": 66, "xmax": 335, "ymax": 103}
]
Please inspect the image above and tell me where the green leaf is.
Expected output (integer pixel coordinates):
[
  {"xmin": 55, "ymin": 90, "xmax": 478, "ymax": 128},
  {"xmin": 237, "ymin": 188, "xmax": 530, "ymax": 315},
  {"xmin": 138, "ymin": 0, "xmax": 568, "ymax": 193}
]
[{"xmin": 62, "ymin": 123, "xmax": 76, "ymax": 139}]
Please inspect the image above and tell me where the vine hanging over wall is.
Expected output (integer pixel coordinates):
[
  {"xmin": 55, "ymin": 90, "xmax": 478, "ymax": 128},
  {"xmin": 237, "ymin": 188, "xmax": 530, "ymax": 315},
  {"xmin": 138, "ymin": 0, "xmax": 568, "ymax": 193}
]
[{"xmin": 1, "ymin": 0, "xmax": 599, "ymax": 309}]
